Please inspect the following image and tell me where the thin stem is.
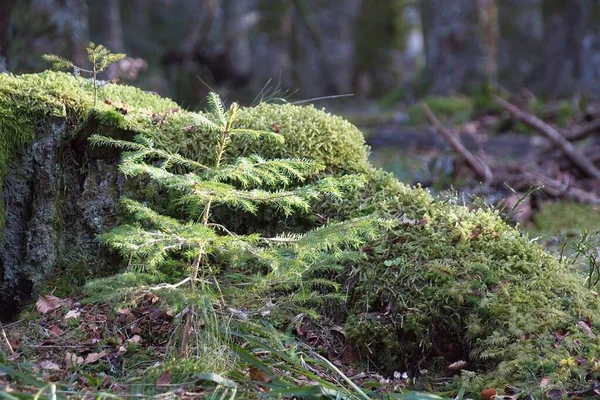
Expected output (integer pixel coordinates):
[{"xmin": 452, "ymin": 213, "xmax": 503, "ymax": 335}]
[{"xmin": 92, "ymin": 53, "xmax": 97, "ymax": 107}]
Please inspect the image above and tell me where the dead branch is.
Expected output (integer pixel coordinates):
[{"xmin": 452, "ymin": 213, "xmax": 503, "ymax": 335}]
[
  {"xmin": 540, "ymin": 119, "xmax": 600, "ymax": 153},
  {"xmin": 565, "ymin": 119, "xmax": 600, "ymax": 142},
  {"xmin": 421, "ymin": 103, "xmax": 493, "ymax": 182},
  {"xmin": 522, "ymin": 171, "xmax": 600, "ymax": 204},
  {"xmin": 493, "ymin": 95, "xmax": 600, "ymax": 181}
]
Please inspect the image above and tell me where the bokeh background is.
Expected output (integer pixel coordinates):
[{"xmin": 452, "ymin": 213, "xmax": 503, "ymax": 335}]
[
  {"xmin": 3, "ymin": 0, "xmax": 600, "ymax": 234},
  {"xmin": 5, "ymin": 1, "xmax": 600, "ymax": 104}
]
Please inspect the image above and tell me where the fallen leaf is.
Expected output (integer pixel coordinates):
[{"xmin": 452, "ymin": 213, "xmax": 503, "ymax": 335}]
[
  {"xmin": 481, "ymin": 388, "xmax": 496, "ymax": 400},
  {"xmin": 127, "ymin": 335, "xmax": 141, "ymax": 344},
  {"xmin": 577, "ymin": 320, "xmax": 596, "ymax": 339},
  {"xmin": 65, "ymin": 352, "xmax": 84, "ymax": 368},
  {"xmin": 64, "ymin": 309, "xmax": 81, "ymax": 319},
  {"xmin": 249, "ymin": 367, "xmax": 273, "ymax": 383},
  {"xmin": 156, "ymin": 370, "xmax": 170, "ymax": 389},
  {"xmin": 84, "ymin": 350, "xmax": 107, "ymax": 364},
  {"xmin": 447, "ymin": 360, "xmax": 467, "ymax": 371},
  {"xmin": 39, "ymin": 360, "xmax": 61, "ymax": 371},
  {"xmin": 36, "ymin": 294, "xmax": 62, "ymax": 314},
  {"xmin": 540, "ymin": 376, "xmax": 550, "ymax": 388},
  {"xmin": 49, "ymin": 325, "xmax": 64, "ymax": 336},
  {"xmin": 546, "ymin": 388, "xmax": 565, "ymax": 400}
]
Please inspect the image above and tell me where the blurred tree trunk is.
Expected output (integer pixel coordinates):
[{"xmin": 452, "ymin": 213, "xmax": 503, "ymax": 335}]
[
  {"xmin": 353, "ymin": 0, "xmax": 406, "ymax": 96},
  {"xmin": 222, "ymin": 0, "xmax": 255, "ymax": 83},
  {"xmin": 497, "ymin": 0, "xmax": 543, "ymax": 91},
  {"xmin": 421, "ymin": 0, "xmax": 483, "ymax": 93},
  {"xmin": 536, "ymin": 0, "xmax": 587, "ymax": 96},
  {"xmin": 9, "ymin": 0, "xmax": 89, "ymax": 72},
  {"xmin": 0, "ymin": 0, "xmax": 13, "ymax": 72},
  {"xmin": 476, "ymin": 0, "xmax": 499, "ymax": 86},
  {"xmin": 106, "ymin": 0, "xmax": 125, "ymax": 53}
]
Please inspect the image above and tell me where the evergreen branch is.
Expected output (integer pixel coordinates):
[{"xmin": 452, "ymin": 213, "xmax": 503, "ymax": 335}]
[
  {"xmin": 207, "ymin": 156, "xmax": 322, "ymax": 187},
  {"xmin": 42, "ymin": 54, "xmax": 76, "ymax": 71},
  {"xmin": 90, "ymin": 134, "xmax": 209, "ymax": 171},
  {"xmin": 192, "ymin": 113, "xmax": 222, "ymax": 133},
  {"xmin": 230, "ymin": 128, "xmax": 285, "ymax": 144},
  {"xmin": 207, "ymin": 92, "xmax": 227, "ymax": 128}
]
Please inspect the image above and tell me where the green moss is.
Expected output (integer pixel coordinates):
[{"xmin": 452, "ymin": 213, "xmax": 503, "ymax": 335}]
[
  {"xmin": 317, "ymin": 168, "xmax": 600, "ymax": 395},
  {"xmin": 533, "ymin": 201, "xmax": 600, "ymax": 234},
  {"xmin": 0, "ymin": 71, "xmax": 370, "ymax": 230},
  {"xmin": 408, "ymin": 95, "xmax": 474, "ymax": 125}
]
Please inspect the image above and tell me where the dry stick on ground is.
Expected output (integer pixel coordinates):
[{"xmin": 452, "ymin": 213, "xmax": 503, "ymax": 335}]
[
  {"xmin": 540, "ymin": 119, "xmax": 600, "ymax": 153},
  {"xmin": 522, "ymin": 171, "xmax": 600, "ymax": 205},
  {"xmin": 421, "ymin": 102, "xmax": 493, "ymax": 182},
  {"xmin": 493, "ymin": 95, "xmax": 600, "ymax": 181},
  {"xmin": 0, "ymin": 321, "xmax": 22, "ymax": 372}
]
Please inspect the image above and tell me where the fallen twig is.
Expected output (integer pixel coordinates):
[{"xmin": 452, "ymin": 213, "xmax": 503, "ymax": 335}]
[
  {"xmin": 522, "ymin": 171, "xmax": 600, "ymax": 204},
  {"xmin": 493, "ymin": 95, "xmax": 600, "ymax": 181},
  {"xmin": 421, "ymin": 102, "xmax": 493, "ymax": 182},
  {"xmin": 0, "ymin": 321, "xmax": 22, "ymax": 372}
]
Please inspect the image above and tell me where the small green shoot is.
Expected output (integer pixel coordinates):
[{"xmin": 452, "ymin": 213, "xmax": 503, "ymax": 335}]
[{"xmin": 43, "ymin": 42, "xmax": 125, "ymax": 106}]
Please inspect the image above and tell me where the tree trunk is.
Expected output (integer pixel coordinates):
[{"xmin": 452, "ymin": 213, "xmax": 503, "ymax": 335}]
[
  {"xmin": 9, "ymin": 0, "xmax": 89, "ymax": 72},
  {"xmin": 106, "ymin": 0, "xmax": 125, "ymax": 53},
  {"xmin": 0, "ymin": 115, "xmax": 123, "ymax": 321},
  {"xmin": 0, "ymin": 0, "xmax": 13, "ymax": 72},
  {"xmin": 421, "ymin": 0, "xmax": 483, "ymax": 93},
  {"xmin": 476, "ymin": 0, "xmax": 499, "ymax": 86}
]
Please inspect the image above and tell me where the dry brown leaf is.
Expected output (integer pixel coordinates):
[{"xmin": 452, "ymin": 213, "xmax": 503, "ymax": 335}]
[
  {"xmin": 84, "ymin": 350, "xmax": 107, "ymax": 364},
  {"xmin": 64, "ymin": 309, "xmax": 81, "ymax": 319},
  {"xmin": 249, "ymin": 367, "xmax": 273, "ymax": 383},
  {"xmin": 49, "ymin": 325, "xmax": 64, "ymax": 336},
  {"xmin": 156, "ymin": 370, "xmax": 171, "ymax": 389},
  {"xmin": 36, "ymin": 294, "xmax": 62, "ymax": 314},
  {"xmin": 127, "ymin": 335, "xmax": 141, "ymax": 344},
  {"xmin": 65, "ymin": 352, "xmax": 84, "ymax": 368},
  {"xmin": 39, "ymin": 360, "xmax": 61, "ymax": 371},
  {"xmin": 577, "ymin": 320, "xmax": 596, "ymax": 339},
  {"xmin": 447, "ymin": 360, "xmax": 467, "ymax": 371},
  {"xmin": 540, "ymin": 376, "xmax": 551, "ymax": 388},
  {"xmin": 481, "ymin": 388, "xmax": 497, "ymax": 400}
]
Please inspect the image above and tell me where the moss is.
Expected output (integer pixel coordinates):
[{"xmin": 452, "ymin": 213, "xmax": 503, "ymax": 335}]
[
  {"xmin": 533, "ymin": 201, "xmax": 600, "ymax": 235},
  {"xmin": 6, "ymin": 70, "xmax": 600, "ymax": 396},
  {"xmin": 232, "ymin": 103, "xmax": 371, "ymax": 174},
  {"xmin": 317, "ymin": 168, "xmax": 600, "ymax": 395},
  {"xmin": 0, "ymin": 71, "xmax": 370, "ymax": 230},
  {"xmin": 408, "ymin": 95, "xmax": 474, "ymax": 125}
]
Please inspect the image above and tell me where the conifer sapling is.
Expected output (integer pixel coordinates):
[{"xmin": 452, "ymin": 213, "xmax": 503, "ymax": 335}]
[{"xmin": 90, "ymin": 93, "xmax": 390, "ymax": 355}]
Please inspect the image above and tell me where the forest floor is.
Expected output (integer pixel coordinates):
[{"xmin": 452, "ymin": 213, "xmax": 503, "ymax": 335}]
[{"xmin": 3, "ymin": 90, "xmax": 600, "ymax": 399}]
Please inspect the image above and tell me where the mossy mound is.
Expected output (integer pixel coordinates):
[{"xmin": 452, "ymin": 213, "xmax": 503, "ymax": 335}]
[
  {"xmin": 318, "ymin": 168, "xmax": 600, "ymax": 394},
  {"xmin": 0, "ymin": 71, "xmax": 370, "ymax": 317},
  {"xmin": 3, "ymin": 71, "xmax": 600, "ymax": 396},
  {"xmin": 0, "ymin": 71, "xmax": 369, "ymax": 188}
]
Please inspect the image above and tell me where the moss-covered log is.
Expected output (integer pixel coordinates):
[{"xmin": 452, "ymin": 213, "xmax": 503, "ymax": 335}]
[{"xmin": 0, "ymin": 71, "xmax": 370, "ymax": 320}]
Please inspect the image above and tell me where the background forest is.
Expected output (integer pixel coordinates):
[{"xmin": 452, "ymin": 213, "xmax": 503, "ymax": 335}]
[
  {"xmin": 5, "ymin": 1, "xmax": 600, "ymax": 399},
  {"xmin": 5, "ymin": 0, "xmax": 600, "ymax": 104}
]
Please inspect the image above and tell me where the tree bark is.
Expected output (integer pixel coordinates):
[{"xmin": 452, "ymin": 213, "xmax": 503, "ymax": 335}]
[
  {"xmin": 0, "ymin": 0, "xmax": 13, "ymax": 72},
  {"xmin": 420, "ymin": 0, "xmax": 483, "ymax": 93},
  {"xmin": 107, "ymin": 0, "xmax": 125, "ymax": 53}
]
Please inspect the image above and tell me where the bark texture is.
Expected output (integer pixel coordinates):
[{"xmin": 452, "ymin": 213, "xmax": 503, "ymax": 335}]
[{"xmin": 0, "ymin": 117, "xmax": 122, "ymax": 321}]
